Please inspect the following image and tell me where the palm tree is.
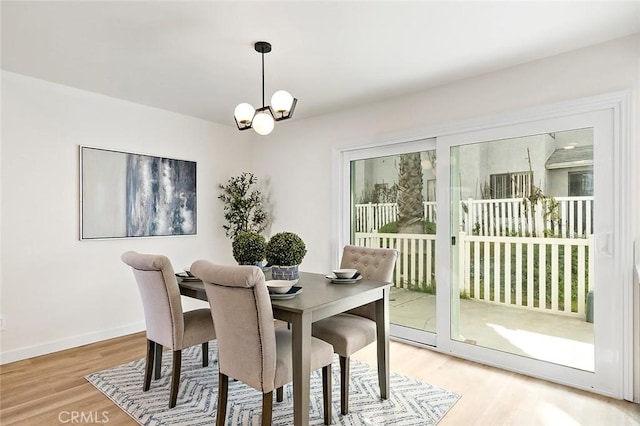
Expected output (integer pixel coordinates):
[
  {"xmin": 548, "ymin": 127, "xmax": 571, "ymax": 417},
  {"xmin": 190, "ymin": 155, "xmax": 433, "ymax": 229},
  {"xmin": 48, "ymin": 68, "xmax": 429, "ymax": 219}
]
[{"xmin": 397, "ymin": 153, "xmax": 424, "ymax": 234}]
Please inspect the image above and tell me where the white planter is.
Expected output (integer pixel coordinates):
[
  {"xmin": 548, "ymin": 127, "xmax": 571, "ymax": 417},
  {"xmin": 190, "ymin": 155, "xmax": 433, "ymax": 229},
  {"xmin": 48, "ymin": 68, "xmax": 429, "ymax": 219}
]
[{"xmin": 271, "ymin": 265, "xmax": 299, "ymax": 280}]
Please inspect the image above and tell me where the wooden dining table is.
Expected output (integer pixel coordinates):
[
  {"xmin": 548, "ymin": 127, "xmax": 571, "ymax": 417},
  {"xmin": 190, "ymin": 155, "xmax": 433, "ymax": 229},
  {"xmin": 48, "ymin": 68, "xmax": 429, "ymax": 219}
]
[{"xmin": 178, "ymin": 270, "xmax": 391, "ymax": 426}]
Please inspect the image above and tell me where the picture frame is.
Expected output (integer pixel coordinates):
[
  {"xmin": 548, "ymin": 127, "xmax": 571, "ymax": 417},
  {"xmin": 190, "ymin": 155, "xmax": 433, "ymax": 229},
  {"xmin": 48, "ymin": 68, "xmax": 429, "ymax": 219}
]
[{"xmin": 80, "ymin": 146, "xmax": 197, "ymax": 240}]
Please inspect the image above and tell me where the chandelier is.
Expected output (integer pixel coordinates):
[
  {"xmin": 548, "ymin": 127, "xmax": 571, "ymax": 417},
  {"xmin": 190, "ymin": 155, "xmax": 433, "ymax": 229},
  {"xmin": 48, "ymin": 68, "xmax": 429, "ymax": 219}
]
[{"xmin": 234, "ymin": 41, "xmax": 297, "ymax": 136}]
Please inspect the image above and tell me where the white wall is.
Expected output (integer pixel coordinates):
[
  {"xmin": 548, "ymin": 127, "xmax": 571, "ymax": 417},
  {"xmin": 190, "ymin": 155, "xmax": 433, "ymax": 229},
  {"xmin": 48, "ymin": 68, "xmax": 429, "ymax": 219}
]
[
  {"xmin": 352, "ymin": 151, "xmax": 437, "ymax": 205},
  {"xmin": 0, "ymin": 71, "xmax": 250, "ymax": 362},
  {"xmin": 252, "ymin": 35, "xmax": 639, "ymax": 274},
  {"xmin": 1, "ymin": 34, "xmax": 638, "ymax": 387},
  {"xmin": 251, "ymin": 34, "xmax": 639, "ymax": 400}
]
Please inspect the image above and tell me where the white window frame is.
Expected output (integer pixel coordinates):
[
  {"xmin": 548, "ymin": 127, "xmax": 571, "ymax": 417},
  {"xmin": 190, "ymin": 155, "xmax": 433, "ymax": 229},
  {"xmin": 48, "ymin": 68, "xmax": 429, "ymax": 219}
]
[{"xmin": 333, "ymin": 91, "xmax": 634, "ymax": 400}]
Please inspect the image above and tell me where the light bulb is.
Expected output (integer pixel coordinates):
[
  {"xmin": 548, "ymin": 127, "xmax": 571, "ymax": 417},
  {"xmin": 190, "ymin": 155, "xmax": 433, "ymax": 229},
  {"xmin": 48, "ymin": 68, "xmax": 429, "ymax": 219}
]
[
  {"xmin": 234, "ymin": 103, "xmax": 255, "ymax": 125},
  {"xmin": 252, "ymin": 112, "xmax": 274, "ymax": 135},
  {"xmin": 271, "ymin": 90, "xmax": 294, "ymax": 114}
]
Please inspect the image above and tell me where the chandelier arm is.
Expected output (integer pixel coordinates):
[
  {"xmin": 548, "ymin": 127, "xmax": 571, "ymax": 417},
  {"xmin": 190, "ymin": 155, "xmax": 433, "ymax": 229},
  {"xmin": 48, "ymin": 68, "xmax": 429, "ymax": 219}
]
[{"xmin": 235, "ymin": 41, "xmax": 294, "ymax": 134}]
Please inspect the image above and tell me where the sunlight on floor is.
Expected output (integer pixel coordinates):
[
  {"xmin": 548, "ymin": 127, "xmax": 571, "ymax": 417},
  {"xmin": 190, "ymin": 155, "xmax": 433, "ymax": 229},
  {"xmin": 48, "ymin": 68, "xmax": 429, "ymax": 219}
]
[
  {"xmin": 536, "ymin": 401, "xmax": 584, "ymax": 425},
  {"xmin": 487, "ymin": 323, "xmax": 595, "ymax": 371}
]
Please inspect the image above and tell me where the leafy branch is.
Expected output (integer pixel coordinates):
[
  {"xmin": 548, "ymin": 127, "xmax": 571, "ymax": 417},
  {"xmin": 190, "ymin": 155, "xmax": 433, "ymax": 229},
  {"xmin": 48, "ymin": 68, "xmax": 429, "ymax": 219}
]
[
  {"xmin": 218, "ymin": 172, "xmax": 268, "ymax": 239},
  {"xmin": 522, "ymin": 148, "xmax": 558, "ymax": 237}
]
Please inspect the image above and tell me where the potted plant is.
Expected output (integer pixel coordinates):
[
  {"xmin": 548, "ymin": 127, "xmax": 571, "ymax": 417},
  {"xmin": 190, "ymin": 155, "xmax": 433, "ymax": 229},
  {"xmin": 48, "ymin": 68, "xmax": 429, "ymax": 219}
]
[
  {"xmin": 232, "ymin": 231, "xmax": 267, "ymax": 266},
  {"xmin": 218, "ymin": 172, "xmax": 268, "ymax": 239},
  {"xmin": 266, "ymin": 232, "xmax": 307, "ymax": 280}
]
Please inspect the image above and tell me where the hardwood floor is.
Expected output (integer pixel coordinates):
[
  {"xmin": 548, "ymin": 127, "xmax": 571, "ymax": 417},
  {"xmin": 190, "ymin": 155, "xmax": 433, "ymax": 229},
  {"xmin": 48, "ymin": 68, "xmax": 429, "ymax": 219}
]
[
  {"xmin": 353, "ymin": 343, "xmax": 640, "ymax": 426},
  {"xmin": 1, "ymin": 331, "xmax": 638, "ymax": 425}
]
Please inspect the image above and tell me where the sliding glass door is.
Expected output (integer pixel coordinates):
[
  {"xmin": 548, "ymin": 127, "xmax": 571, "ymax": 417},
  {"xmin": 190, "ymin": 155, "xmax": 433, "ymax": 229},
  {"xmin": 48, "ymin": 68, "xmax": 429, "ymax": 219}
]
[
  {"xmin": 337, "ymin": 94, "xmax": 631, "ymax": 399},
  {"xmin": 342, "ymin": 139, "xmax": 437, "ymax": 346},
  {"xmin": 449, "ymin": 128, "xmax": 595, "ymax": 371},
  {"xmin": 437, "ymin": 108, "xmax": 626, "ymax": 397}
]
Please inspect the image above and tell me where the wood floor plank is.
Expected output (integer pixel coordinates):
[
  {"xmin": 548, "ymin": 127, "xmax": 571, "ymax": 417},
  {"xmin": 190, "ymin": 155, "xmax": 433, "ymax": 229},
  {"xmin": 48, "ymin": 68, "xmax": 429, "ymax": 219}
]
[
  {"xmin": 353, "ymin": 341, "xmax": 640, "ymax": 425},
  {"xmin": 1, "ymin": 333, "xmax": 145, "ymax": 425},
  {"xmin": 1, "ymin": 331, "xmax": 639, "ymax": 425}
]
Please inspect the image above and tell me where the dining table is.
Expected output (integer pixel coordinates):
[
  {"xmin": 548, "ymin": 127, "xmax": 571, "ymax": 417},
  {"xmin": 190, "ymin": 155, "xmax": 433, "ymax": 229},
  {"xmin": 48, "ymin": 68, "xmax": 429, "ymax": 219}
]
[{"xmin": 178, "ymin": 270, "xmax": 391, "ymax": 426}]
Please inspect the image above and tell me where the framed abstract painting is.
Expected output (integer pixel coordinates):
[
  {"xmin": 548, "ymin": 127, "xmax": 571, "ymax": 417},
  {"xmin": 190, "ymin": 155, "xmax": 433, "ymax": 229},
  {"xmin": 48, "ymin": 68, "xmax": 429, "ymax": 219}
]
[{"xmin": 80, "ymin": 146, "xmax": 197, "ymax": 239}]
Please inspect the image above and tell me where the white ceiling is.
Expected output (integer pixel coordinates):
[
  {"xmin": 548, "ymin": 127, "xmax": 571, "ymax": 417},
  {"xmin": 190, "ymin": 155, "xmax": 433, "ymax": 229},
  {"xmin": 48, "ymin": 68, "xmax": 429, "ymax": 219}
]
[{"xmin": 2, "ymin": 1, "xmax": 640, "ymax": 128}]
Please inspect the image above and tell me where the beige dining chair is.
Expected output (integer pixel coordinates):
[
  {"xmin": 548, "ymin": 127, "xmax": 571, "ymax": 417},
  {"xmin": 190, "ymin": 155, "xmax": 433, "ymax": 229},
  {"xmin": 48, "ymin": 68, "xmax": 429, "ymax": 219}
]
[
  {"xmin": 312, "ymin": 245, "xmax": 398, "ymax": 415},
  {"xmin": 190, "ymin": 260, "xmax": 334, "ymax": 426},
  {"xmin": 121, "ymin": 251, "xmax": 216, "ymax": 408}
]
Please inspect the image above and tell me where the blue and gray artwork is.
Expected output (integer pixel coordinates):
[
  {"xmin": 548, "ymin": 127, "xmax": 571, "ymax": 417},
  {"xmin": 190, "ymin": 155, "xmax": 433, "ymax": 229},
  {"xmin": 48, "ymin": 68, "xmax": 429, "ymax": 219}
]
[{"xmin": 126, "ymin": 154, "xmax": 196, "ymax": 236}]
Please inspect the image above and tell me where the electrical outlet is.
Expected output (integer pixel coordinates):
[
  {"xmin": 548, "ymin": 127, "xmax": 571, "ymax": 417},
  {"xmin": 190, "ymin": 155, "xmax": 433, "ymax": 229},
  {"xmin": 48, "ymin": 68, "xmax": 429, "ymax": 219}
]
[{"xmin": 0, "ymin": 315, "xmax": 4, "ymax": 331}]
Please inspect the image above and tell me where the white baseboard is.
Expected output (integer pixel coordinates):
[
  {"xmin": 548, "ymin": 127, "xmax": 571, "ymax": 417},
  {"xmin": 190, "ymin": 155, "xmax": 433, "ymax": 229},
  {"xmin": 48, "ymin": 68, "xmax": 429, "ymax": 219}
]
[{"xmin": 0, "ymin": 322, "xmax": 145, "ymax": 365}]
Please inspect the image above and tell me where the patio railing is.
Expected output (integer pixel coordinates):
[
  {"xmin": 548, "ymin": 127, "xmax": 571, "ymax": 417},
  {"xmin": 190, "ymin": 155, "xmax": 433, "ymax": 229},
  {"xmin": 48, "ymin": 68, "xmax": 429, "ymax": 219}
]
[
  {"xmin": 354, "ymin": 196, "xmax": 593, "ymax": 238},
  {"xmin": 461, "ymin": 196, "xmax": 593, "ymax": 238},
  {"xmin": 354, "ymin": 231, "xmax": 593, "ymax": 318},
  {"xmin": 457, "ymin": 232, "xmax": 593, "ymax": 318},
  {"xmin": 354, "ymin": 232, "xmax": 436, "ymax": 291},
  {"xmin": 354, "ymin": 202, "xmax": 436, "ymax": 232}
]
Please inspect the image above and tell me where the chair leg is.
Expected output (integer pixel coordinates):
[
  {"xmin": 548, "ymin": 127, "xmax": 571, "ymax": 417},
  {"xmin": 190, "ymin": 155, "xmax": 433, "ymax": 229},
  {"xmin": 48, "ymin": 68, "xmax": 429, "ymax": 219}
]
[
  {"xmin": 143, "ymin": 339, "xmax": 155, "ymax": 391},
  {"xmin": 276, "ymin": 386, "xmax": 284, "ymax": 402},
  {"xmin": 202, "ymin": 341, "xmax": 209, "ymax": 367},
  {"xmin": 154, "ymin": 343, "xmax": 163, "ymax": 380},
  {"xmin": 169, "ymin": 350, "xmax": 182, "ymax": 408},
  {"xmin": 261, "ymin": 391, "xmax": 273, "ymax": 426},
  {"xmin": 322, "ymin": 364, "xmax": 332, "ymax": 425},
  {"xmin": 217, "ymin": 373, "xmax": 228, "ymax": 426},
  {"xmin": 339, "ymin": 355, "xmax": 350, "ymax": 415}
]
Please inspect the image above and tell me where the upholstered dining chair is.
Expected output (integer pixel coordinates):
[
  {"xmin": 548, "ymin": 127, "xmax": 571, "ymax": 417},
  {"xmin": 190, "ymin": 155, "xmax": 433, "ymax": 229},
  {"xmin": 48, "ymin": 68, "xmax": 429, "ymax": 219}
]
[
  {"xmin": 190, "ymin": 261, "xmax": 334, "ymax": 426},
  {"xmin": 121, "ymin": 251, "xmax": 216, "ymax": 408},
  {"xmin": 312, "ymin": 245, "xmax": 398, "ymax": 415}
]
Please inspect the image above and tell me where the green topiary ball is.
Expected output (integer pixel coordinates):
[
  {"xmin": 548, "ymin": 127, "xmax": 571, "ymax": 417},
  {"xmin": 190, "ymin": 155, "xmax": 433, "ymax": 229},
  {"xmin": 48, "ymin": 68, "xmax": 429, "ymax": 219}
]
[
  {"xmin": 232, "ymin": 231, "xmax": 267, "ymax": 265},
  {"xmin": 266, "ymin": 232, "xmax": 307, "ymax": 266}
]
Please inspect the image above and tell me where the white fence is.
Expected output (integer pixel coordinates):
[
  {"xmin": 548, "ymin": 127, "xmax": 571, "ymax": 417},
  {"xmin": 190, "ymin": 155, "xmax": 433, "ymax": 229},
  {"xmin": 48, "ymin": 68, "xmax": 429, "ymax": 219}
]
[
  {"xmin": 355, "ymin": 196, "xmax": 593, "ymax": 238},
  {"xmin": 462, "ymin": 196, "xmax": 593, "ymax": 238},
  {"xmin": 354, "ymin": 231, "xmax": 593, "ymax": 318},
  {"xmin": 354, "ymin": 232, "xmax": 436, "ymax": 290},
  {"xmin": 354, "ymin": 202, "xmax": 436, "ymax": 232},
  {"xmin": 458, "ymin": 232, "xmax": 593, "ymax": 318}
]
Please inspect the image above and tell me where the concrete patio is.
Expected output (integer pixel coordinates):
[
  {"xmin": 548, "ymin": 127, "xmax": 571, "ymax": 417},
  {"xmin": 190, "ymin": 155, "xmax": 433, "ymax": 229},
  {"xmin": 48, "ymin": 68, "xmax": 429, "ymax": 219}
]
[{"xmin": 389, "ymin": 287, "xmax": 595, "ymax": 371}]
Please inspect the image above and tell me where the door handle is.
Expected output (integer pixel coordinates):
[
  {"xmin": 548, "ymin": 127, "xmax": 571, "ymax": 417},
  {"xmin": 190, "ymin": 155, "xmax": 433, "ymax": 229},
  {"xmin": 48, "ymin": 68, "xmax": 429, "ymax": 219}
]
[{"xmin": 595, "ymin": 233, "xmax": 613, "ymax": 257}]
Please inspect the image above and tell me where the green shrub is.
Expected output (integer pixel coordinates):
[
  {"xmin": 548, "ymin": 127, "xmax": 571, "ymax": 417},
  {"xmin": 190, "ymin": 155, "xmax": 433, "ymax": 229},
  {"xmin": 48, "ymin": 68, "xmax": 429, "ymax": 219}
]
[
  {"xmin": 266, "ymin": 232, "xmax": 307, "ymax": 266},
  {"xmin": 378, "ymin": 221, "xmax": 398, "ymax": 233},
  {"xmin": 232, "ymin": 232, "xmax": 266, "ymax": 265},
  {"xmin": 378, "ymin": 220, "xmax": 436, "ymax": 234}
]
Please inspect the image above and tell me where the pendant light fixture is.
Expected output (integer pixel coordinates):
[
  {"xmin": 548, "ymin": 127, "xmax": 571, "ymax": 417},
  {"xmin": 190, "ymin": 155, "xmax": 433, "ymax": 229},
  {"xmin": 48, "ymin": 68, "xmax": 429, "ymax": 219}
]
[{"xmin": 234, "ymin": 41, "xmax": 297, "ymax": 136}]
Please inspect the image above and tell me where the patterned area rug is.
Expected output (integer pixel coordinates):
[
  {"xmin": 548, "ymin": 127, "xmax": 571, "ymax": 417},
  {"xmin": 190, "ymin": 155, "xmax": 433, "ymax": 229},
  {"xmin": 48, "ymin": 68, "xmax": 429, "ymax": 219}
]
[{"xmin": 86, "ymin": 343, "xmax": 460, "ymax": 425}]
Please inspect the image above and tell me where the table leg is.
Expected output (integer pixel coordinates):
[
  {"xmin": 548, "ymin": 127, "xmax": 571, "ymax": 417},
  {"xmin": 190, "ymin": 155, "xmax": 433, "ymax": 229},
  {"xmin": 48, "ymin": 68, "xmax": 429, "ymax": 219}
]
[
  {"xmin": 375, "ymin": 287, "xmax": 390, "ymax": 399},
  {"xmin": 291, "ymin": 311, "xmax": 312, "ymax": 426}
]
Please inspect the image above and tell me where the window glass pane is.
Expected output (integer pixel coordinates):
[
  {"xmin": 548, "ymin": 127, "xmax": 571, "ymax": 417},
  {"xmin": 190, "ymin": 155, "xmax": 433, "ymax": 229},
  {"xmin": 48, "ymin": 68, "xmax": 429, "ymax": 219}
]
[
  {"xmin": 350, "ymin": 150, "xmax": 437, "ymax": 334},
  {"xmin": 451, "ymin": 128, "xmax": 594, "ymax": 371}
]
